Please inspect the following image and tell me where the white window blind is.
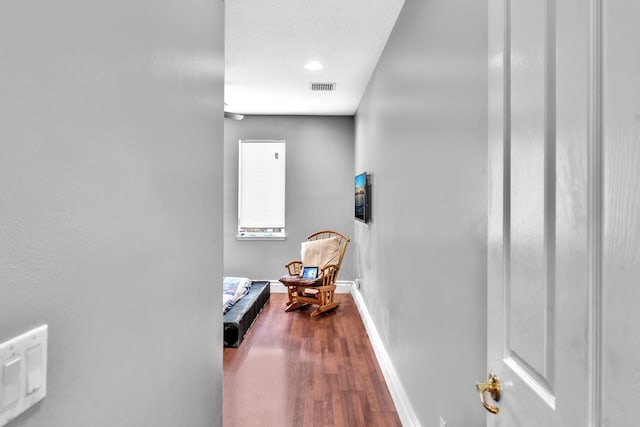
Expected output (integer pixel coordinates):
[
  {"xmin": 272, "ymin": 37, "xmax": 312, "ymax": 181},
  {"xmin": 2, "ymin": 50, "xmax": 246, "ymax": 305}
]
[{"xmin": 237, "ymin": 139, "xmax": 286, "ymax": 239}]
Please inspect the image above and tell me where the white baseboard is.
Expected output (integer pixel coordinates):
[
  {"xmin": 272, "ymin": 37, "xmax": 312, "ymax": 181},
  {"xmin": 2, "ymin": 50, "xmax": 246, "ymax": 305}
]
[
  {"xmin": 350, "ymin": 285, "xmax": 422, "ymax": 427},
  {"xmin": 269, "ymin": 280, "xmax": 352, "ymax": 294}
]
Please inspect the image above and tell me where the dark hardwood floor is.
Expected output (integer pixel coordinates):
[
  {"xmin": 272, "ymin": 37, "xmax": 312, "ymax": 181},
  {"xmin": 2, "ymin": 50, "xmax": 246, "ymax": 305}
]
[{"xmin": 223, "ymin": 293, "xmax": 402, "ymax": 427}]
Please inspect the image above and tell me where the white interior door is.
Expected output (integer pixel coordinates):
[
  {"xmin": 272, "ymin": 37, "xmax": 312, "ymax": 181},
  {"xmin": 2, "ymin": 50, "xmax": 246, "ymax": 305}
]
[{"xmin": 486, "ymin": 0, "xmax": 600, "ymax": 424}]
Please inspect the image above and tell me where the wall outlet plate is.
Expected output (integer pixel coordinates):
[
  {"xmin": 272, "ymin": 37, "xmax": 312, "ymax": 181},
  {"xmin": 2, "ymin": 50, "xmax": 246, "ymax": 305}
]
[{"xmin": 0, "ymin": 325, "xmax": 48, "ymax": 427}]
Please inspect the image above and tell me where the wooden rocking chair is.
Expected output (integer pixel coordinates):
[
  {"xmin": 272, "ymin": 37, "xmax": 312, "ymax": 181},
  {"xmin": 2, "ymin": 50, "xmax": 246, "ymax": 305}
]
[{"xmin": 279, "ymin": 230, "xmax": 350, "ymax": 317}]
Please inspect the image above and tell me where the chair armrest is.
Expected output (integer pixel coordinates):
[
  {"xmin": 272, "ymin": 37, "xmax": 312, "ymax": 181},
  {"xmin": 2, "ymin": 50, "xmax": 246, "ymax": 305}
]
[
  {"xmin": 285, "ymin": 260, "xmax": 302, "ymax": 275},
  {"xmin": 320, "ymin": 264, "xmax": 340, "ymax": 286}
]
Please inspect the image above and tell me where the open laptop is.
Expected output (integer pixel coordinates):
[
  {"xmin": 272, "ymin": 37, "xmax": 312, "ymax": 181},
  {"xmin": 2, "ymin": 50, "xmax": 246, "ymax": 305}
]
[{"xmin": 301, "ymin": 266, "xmax": 319, "ymax": 279}]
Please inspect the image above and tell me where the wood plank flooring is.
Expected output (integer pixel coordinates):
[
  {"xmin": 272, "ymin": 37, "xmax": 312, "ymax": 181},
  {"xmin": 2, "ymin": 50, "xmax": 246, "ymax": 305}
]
[{"xmin": 223, "ymin": 293, "xmax": 402, "ymax": 427}]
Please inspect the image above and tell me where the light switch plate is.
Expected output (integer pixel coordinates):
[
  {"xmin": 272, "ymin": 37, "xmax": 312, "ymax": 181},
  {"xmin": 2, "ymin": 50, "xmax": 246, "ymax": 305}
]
[{"xmin": 0, "ymin": 326, "xmax": 47, "ymax": 427}]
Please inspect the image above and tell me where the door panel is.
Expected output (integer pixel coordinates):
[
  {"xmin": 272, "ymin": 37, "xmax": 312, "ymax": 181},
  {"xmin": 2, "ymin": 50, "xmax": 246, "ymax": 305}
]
[{"xmin": 508, "ymin": 0, "xmax": 555, "ymax": 397}]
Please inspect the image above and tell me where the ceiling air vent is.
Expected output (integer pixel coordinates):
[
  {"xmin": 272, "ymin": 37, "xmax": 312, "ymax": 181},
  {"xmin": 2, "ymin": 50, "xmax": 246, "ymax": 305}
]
[{"xmin": 310, "ymin": 82, "xmax": 336, "ymax": 91}]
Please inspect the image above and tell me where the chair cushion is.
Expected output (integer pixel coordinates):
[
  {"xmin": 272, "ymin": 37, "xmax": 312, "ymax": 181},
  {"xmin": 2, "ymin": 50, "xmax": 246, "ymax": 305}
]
[{"xmin": 301, "ymin": 236, "xmax": 341, "ymax": 269}]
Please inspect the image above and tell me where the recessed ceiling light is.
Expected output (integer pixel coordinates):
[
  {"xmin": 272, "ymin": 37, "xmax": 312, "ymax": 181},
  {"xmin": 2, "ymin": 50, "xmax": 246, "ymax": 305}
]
[{"xmin": 304, "ymin": 61, "xmax": 324, "ymax": 71}]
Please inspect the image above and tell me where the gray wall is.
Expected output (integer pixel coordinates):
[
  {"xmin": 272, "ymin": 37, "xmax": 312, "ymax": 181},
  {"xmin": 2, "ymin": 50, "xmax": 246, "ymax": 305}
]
[
  {"xmin": 354, "ymin": 1, "xmax": 488, "ymax": 426},
  {"xmin": 0, "ymin": 1, "xmax": 224, "ymax": 426},
  {"xmin": 224, "ymin": 115, "xmax": 355, "ymax": 281}
]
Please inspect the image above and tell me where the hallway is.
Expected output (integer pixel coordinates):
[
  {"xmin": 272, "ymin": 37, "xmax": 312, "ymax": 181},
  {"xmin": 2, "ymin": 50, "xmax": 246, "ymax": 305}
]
[{"xmin": 223, "ymin": 293, "xmax": 401, "ymax": 427}]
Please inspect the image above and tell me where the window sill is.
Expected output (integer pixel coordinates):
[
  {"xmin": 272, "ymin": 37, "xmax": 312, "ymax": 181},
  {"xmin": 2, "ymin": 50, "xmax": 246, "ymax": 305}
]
[{"xmin": 236, "ymin": 234, "xmax": 287, "ymax": 241}]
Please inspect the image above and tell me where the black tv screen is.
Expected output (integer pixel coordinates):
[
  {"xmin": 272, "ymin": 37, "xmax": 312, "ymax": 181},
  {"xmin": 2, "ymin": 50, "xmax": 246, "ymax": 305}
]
[{"xmin": 355, "ymin": 172, "xmax": 370, "ymax": 223}]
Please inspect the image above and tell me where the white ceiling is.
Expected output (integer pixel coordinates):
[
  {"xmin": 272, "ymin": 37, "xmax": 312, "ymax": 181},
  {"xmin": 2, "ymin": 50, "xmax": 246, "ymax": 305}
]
[{"xmin": 224, "ymin": 0, "xmax": 405, "ymax": 116}]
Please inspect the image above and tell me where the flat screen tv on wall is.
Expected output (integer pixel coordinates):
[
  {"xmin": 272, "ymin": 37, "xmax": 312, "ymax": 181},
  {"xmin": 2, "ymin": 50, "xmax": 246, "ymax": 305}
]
[{"xmin": 354, "ymin": 172, "xmax": 371, "ymax": 223}]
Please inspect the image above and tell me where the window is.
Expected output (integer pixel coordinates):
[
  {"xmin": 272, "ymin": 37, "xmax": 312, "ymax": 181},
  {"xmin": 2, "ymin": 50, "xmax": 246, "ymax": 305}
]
[{"xmin": 237, "ymin": 139, "xmax": 286, "ymax": 239}]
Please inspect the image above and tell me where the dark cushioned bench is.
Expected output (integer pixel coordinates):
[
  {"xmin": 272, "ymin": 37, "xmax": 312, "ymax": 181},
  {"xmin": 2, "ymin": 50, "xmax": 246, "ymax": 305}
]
[{"xmin": 223, "ymin": 281, "xmax": 270, "ymax": 348}]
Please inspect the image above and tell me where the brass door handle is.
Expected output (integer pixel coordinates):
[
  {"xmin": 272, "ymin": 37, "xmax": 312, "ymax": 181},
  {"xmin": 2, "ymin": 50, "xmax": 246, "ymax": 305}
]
[{"xmin": 476, "ymin": 373, "xmax": 501, "ymax": 414}]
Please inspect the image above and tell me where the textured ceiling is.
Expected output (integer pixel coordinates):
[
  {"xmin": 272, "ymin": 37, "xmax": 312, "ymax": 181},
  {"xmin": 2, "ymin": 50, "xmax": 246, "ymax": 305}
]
[{"xmin": 224, "ymin": 0, "xmax": 405, "ymax": 116}]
